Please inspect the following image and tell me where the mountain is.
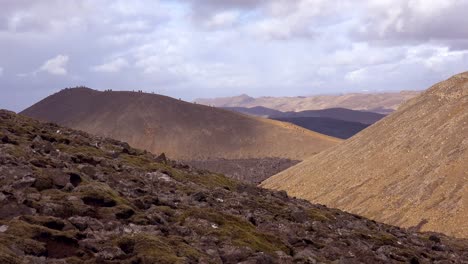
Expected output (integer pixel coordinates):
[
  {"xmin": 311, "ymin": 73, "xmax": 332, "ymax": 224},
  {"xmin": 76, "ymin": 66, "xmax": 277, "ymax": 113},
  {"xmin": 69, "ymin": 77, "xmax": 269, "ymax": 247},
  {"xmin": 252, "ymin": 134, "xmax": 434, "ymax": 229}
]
[
  {"xmin": 221, "ymin": 107, "xmax": 383, "ymax": 139},
  {"xmin": 262, "ymin": 72, "xmax": 468, "ymax": 238},
  {"xmin": 223, "ymin": 107, "xmax": 386, "ymax": 125},
  {"xmin": 196, "ymin": 91, "xmax": 421, "ymax": 114},
  {"xmin": 222, "ymin": 106, "xmax": 284, "ymax": 118},
  {"xmin": 21, "ymin": 88, "xmax": 340, "ymax": 162},
  {"xmin": 272, "ymin": 117, "xmax": 369, "ymax": 139},
  {"xmin": 1, "ymin": 110, "xmax": 467, "ymax": 263}
]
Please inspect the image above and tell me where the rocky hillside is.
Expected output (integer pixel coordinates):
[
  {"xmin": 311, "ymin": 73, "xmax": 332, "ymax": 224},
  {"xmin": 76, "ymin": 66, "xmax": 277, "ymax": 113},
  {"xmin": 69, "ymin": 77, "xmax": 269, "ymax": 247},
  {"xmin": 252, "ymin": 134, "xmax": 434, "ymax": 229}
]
[
  {"xmin": 197, "ymin": 91, "xmax": 420, "ymax": 113},
  {"xmin": 262, "ymin": 72, "xmax": 468, "ymax": 239},
  {"xmin": 184, "ymin": 158, "xmax": 300, "ymax": 184},
  {"xmin": 21, "ymin": 88, "xmax": 340, "ymax": 161},
  {"xmin": 0, "ymin": 110, "xmax": 467, "ymax": 263}
]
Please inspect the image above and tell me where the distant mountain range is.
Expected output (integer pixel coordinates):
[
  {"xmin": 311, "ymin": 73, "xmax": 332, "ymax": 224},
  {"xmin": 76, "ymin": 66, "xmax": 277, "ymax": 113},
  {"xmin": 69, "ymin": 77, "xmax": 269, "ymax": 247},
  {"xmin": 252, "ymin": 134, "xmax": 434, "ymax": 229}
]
[
  {"xmin": 222, "ymin": 106, "xmax": 386, "ymax": 139},
  {"xmin": 262, "ymin": 72, "xmax": 468, "ymax": 238},
  {"xmin": 196, "ymin": 91, "xmax": 421, "ymax": 114}
]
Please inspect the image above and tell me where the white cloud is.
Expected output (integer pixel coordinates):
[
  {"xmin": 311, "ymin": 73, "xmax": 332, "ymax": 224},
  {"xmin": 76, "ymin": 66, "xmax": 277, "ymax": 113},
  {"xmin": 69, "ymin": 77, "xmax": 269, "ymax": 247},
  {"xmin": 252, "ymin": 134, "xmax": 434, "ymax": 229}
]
[
  {"xmin": 345, "ymin": 68, "xmax": 368, "ymax": 83},
  {"xmin": 204, "ymin": 11, "xmax": 240, "ymax": 28},
  {"xmin": 38, "ymin": 55, "xmax": 69, "ymax": 75},
  {"xmin": 92, "ymin": 58, "xmax": 129, "ymax": 73}
]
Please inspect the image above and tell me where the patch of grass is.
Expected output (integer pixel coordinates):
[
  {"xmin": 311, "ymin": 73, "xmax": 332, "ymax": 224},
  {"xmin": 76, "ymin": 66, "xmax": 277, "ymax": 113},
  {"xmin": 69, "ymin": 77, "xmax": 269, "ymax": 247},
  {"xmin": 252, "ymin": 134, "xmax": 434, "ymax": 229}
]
[
  {"xmin": 119, "ymin": 154, "xmax": 166, "ymax": 171},
  {"xmin": 1, "ymin": 219, "xmax": 79, "ymax": 257},
  {"xmin": 56, "ymin": 144, "xmax": 108, "ymax": 158},
  {"xmin": 0, "ymin": 245, "xmax": 21, "ymax": 264},
  {"xmin": 355, "ymin": 230, "xmax": 397, "ymax": 246},
  {"xmin": 179, "ymin": 208, "xmax": 288, "ymax": 254},
  {"xmin": 307, "ymin": 208, "xmax": 332, "ymax": 222},
  {"xmin": 115, "ymin": 234, "xmax": 203, "ymax": 264},
  {"xmin": 192, "ymin": 173, "xmax": 238, "ymax": 191},
  {"xmin": 75, "ymin": 182, "xmax": 130, "ymax": 208},
  {"xmin": 4, "ymin": 145, "xmax": 27, "ymax": 158}
]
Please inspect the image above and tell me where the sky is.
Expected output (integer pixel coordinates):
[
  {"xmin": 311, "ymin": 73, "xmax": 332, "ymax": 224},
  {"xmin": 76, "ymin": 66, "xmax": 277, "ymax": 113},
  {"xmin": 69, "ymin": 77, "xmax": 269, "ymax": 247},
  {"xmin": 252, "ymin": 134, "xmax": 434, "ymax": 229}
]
[{"xmin": 1, "ymin": 0, "xmax": 468, "ymax": 112}]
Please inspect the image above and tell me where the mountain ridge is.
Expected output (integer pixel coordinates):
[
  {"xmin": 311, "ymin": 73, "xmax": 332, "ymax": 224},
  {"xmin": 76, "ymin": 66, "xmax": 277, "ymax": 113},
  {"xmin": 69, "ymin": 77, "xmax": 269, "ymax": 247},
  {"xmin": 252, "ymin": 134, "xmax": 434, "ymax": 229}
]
[
  {"xmin": 21, "ymin": 87, "xmax": 340, "ymax": 161},
  {"xmin": 261, "ymin": 72, "xmax": 468, "ymax": 238},
  {"xmin": 196, "ymin": 91, "xmax": 421, "ymax": 113}
]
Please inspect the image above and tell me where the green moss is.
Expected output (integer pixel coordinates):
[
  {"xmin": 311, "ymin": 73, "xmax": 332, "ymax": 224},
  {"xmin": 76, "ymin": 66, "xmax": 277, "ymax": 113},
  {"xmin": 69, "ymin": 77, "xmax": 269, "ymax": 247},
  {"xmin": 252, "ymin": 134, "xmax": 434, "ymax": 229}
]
[
  {"xmin": 355, "ymin": 230, "xmax": 397, "ymax": 246},
  {"xmin": 307, "ymin": 208, "xmax": 332, "ymax": 222},
  {"xmin": 254, "ymin": 197, "xmax": 285, "ymax": 215},
  {"xmin": 4, "ymin": 145, "xmax": 26, "ymax": 158},
  {"xmin": 170, "ymin": 170, "xmax": 238, "ymax": 191},
  {"xmin": 116, "ymin": 235, "xmax": 202, "ymax": 264},
  {"xmin": 119, "ymin": 154, "xmax": 166, "ymax": 171},
  {"xmin": 76, "ymin": 182, "xmax": 130, "ymax": 207},
  {"xmin": 19, "ymin": 215, "xmax": 65, "ymax": 231},
  {"xmin": 0, "ymin": 245, "xmax": 21, "ymax": 264},
  {"xmin": 179, "ymin": 208, "xmax": 288, "ymax": 254},
  {"xmin": 5, "ymin": 219, "xmax": 77, "ymax": 240},
  {"xmin": 193, "ymin": 173, "xmax": 238, "ymax": 190},
  {"xmin": 56, "ymin": 144, "xmax": 108, "ymax": 158},
  {"xmin": 0, "ymin": 219, "xmax": 78, "ymax": 258}
]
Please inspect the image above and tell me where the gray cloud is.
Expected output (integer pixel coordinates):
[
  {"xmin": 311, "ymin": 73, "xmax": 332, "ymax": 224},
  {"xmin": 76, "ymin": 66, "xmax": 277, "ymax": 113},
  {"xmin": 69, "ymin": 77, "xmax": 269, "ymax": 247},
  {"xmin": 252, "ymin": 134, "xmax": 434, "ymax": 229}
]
[
  {"xmin": 353, "ymin": 0, "xmax": 468, "ymax": 47},
  {"xmin": 1, "ymin": 0, "xmax": 468, "ymax": 113}
]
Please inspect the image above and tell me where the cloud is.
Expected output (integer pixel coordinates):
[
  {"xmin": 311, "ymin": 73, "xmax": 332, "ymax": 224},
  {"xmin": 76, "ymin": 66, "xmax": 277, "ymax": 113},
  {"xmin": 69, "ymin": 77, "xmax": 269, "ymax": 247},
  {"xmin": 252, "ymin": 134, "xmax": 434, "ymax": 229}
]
[
  {"xmin": 0, "ymin": 1, "xmax": 93, "ymax": 33},
  {"xmin": 354, "ymin": 0, "xmax": 468, "ymax": 47},
  {"xmin": 203, "ymin": 10, "xmax": 240, "ymax": 29},
  {"xmin": 38, "ymin": 55, "xmax": 69, "ymax": 75},
  {"xmin": 2, "ymin": 0, "xmax": 468, "ymax": 113},
  {"xmin": 0, "ymin": 67, "xmax": 3, "ymax": 76},
  {"xmin": 92, "ymin": 58, "xmax": 129, "ymax": 73}
]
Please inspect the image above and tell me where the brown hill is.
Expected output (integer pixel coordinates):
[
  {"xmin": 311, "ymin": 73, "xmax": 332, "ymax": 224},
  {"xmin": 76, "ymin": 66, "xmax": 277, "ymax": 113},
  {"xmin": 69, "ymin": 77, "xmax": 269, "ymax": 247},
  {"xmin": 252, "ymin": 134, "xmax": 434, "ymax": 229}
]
[
  {"xmin": 21, "ymin": 88, "xmax": 340, "ymax": 161},
  {"xmin": 196, "ymin": 91, "xmax": 420, "ymax": 113},
  {"xmin": 262, "ymin": 72, "xmax": 468, "ymax": 238}
]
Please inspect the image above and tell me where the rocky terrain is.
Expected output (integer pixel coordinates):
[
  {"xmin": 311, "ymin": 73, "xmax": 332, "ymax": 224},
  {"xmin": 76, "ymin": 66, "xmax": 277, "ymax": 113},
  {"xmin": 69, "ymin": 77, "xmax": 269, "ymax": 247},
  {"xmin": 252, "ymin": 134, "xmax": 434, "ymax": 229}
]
[
  {"xmin": 196, "ymin": 91, "xmax": 420, "ymax": 113},
  {"xmin": 262, "ymin": 72, "xmax": 468, "ymax": 239},
  {"xmin": 1, "ymin": 110, "xmax": 467, "ymax": 263},
  {"xmin": 21, "ymin": 87, "xmax": 340, "ymax": 161},
  {"xmin": 184, "ymin": 158, "xmax": 300, "ymax": 184}
]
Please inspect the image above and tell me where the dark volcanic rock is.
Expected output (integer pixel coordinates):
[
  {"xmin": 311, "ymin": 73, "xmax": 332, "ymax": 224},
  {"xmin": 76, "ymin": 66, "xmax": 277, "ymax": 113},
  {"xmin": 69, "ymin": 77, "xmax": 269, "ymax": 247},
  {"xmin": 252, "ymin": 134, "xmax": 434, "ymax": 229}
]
[
  {"xmin": 0, "ymin": 109, "xmax": 467, "ymax": 263},
  {"xmin": 185, "ymin": 158, "xmax": 301, "ymax": 184}
]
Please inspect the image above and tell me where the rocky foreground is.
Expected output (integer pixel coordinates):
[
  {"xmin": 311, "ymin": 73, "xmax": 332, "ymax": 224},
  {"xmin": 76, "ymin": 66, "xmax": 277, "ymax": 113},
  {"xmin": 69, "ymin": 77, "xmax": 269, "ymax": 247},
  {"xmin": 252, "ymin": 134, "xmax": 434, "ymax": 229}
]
[{"xmin": 0, "ymin": 110, "xmax": 467, "ymax": 263}]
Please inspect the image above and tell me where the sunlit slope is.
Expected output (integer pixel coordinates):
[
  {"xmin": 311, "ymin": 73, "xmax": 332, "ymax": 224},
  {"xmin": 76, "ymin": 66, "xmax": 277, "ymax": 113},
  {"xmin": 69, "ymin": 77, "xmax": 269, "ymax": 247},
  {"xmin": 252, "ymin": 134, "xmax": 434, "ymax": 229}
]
[{"xmin": 262, "ymin": 72, "xmax": 468, "ymax": 238}]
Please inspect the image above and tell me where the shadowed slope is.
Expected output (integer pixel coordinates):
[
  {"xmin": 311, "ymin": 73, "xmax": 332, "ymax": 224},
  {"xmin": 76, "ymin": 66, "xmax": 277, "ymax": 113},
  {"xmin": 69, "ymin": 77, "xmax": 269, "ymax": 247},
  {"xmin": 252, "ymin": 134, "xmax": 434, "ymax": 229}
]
[
  {"xmin": 272, "ymin": 117, "xmax": 369, "ymax": 139},
  {"xmin": 21, "ymin": 88, "xmax": 340, "ymax": 161},
  {"xmin": 223, "ymin": 106, "xmax": 385, "ymax": 125},
  {"xmin": 223, "ymin": 107, "xmax": 383, "ymax": 139},
  {"xmin": 262, "ymin": 72, "xmax": 468, "ymax": 238}
]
